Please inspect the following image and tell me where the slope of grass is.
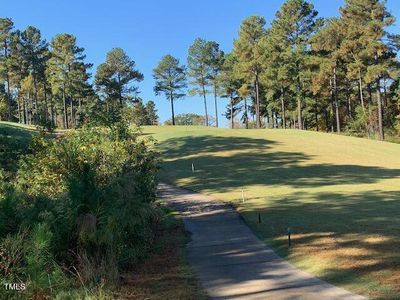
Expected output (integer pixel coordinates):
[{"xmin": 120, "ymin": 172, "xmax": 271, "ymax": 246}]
[
  {"xmin": 0, "ymin": 121, "xmax": 35, "ymax": 174},
  {"xmin": 144, "ymin": 125, "xmax": 400, "ymax": 299}
]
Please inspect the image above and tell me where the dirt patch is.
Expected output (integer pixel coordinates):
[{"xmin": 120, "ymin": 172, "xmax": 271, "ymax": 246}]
[{"xmin": 114, "ymin": 213, "xmax": 207, "ymax": 299}]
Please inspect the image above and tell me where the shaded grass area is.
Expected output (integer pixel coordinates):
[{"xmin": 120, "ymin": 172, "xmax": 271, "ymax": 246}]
[
  {"xmin": 144, "ymin": 125, "xmax": 400, "ymax": 299},
  {"xmin": 0, "ymin": 122, "xmax": 35, "ymax": 175},
  {"xmin": 115, "ymin": 207, "xmax": 207, "ymax": 300}
]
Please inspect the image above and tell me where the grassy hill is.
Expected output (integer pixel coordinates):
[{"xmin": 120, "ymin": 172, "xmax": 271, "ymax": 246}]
[
  {"xmin": 0, "ymin": 121, "xmax": 36, "ymax": 174},
  {"xmin": 144, "ymin": 125, "xmax": 400, "ymax": 299}
]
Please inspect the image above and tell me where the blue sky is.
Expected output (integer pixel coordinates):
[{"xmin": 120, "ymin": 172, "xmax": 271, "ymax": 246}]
[{"xmin": 3, "ymin": 0, "xmax": 400, "ymax": 126}]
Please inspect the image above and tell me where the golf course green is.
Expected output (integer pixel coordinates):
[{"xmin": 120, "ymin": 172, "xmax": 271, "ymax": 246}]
[{"xmin": 145, "ymin": 125, "xmax": 400, "ymax": 299}]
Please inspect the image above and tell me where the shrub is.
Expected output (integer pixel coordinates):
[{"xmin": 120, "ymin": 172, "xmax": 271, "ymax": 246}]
[{"xmin": 1, "ymin": 122, "xmax": 160, "ymax": 296}]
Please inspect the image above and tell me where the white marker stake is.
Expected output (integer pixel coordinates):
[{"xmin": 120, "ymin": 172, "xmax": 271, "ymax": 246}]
[
  {"xmin": 192, "ymin": 163, "xmax": 195, "ymax": 174},
  {"xmin": 242, "ymin": 189, "xmax": 245, "ymax": 203}
]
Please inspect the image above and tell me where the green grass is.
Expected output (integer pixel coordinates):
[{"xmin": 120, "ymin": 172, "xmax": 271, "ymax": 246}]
[
  {"xmin": 0, "ymin": 122, "xmax": 35, "ymax": 174},
  {"xmin": 144, "ymin": 125, "xmax": 400, "ymax": 300}
]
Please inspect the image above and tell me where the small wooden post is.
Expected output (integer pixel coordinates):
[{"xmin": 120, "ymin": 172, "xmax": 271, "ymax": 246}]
[
  {"xmin": 287, "ymin": 227, "xmax": 291, "ymax": 247},
  {"xmin": 192, "ymin": 163, "xmax": 195, "ymax": 174}
]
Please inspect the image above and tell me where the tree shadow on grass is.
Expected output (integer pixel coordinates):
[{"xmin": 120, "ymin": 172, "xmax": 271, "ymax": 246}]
[
  {"xmin": 159, "ymin": 135, "xmax": 400, "ymax": 193},
  {"xmin": 246, "ymin": 190, "xmax": 400, "ymax": 298},
  {"xmin": 160, "ymin": 135, "xmax": 279, "ymax": 159},
  {"xmin": 164, "ymin": 186, "xmax": 400, "ymax": 299},
  {"xmin": 158, "ymin": 134, "xmax": 400, "ymax": 297}
]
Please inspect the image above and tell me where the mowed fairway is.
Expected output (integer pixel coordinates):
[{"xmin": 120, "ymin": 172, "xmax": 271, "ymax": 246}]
[{"xmin": 144, "ymin": 126, "xmax": 400, "ymax": 299}]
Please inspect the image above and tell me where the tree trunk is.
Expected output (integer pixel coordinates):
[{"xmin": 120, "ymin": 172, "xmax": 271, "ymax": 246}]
[
  {"xmin": 70, "ymin": 96, "xmax": 74, "ymax": 128},
  {"xmin": 201, "ymin": 81, "xmax": 208, "ymax": 126},
  {"xmin": 28, "ymin": 93, "xmax": 33, "ymax": 125},
  {"xmin": 358, "ymin": 70, "xmax": 365, "ymax": 112},
  {"xmin": 4, "ymin": 40, "xmax": 12, "ymax": 121},
  {"xmin": 333, "ymin": 67, "xmax": 340, "ymax": 133},
  {"xmin": 230, "ymin": 94, "xmax": 234, "ymax": 129},
  {"xmin": 346, "ymin": 82, "xmax": 352, "ymax": 119},
  {"xmin": 54, "ymin": 106, "xmax": 58, "ymax": 128},
  {"xmin": 214, "ymin": 85, "xmax": 218, "ymax": 128},
  {"xmin": 63, "ymin": 87, "xmax": 68, "ymax": 129},
  {"xmin": 329, "ymin": 78, "xmax": 335, "ymax": 132},
  {"xmin": 16, "ymin": 93, "xmax": 21, "ymax": 123},
  {"xmin": 244, "ymin": 98, "xmax": 249, "ymax": 129},
  {"xmin": 255, "ymin": 75, "xmax": 261, "ymax": 128},
  {"xmin": 33, "ymin": 75, "xmax": 39, "ymax": 124},
  {"xmin": 324, "ymin": 109, "xmax": 329, "ymax": 132},
  {"xmin": 383, "ymin": 77, "xmax": 388, "ymax": 107},
  {"xmin": 117, "ymin": 74, "xmax": 123, "ymax": 108},
  {"xmin": 22, "ymin": 95, "xmax": 27, "ymax": 125},
  {"xmin": 281, "ymin": 86, "xmax": 286, "ymax": 129},
  {"xmin": 376, "ymin": 78, "xmax": 384, "ymax": 140},
  {"xmin": 297, "ymin": 77, "xmax": 303, "ymax": 130},
  {"xmin": 314, "ymin": 101, "xmax": 319, "ymax": 132},
  {"xmin": 43, "ymin": 82, "xmax": 48, "ymax": 123},
  {"xmin": 170, "ymin": 92, "xmax": 175, "ymax": 126},
  {"xmin": 50, "ymin": 93, "xmax": 57, "ymax": 127},
  {"xmin": 6, "ymin": 74, "xmax": 11, "ymax": 120},
  {"xmin": 297, "ymin": 98, "xmax": 302, "ymax": 130}
]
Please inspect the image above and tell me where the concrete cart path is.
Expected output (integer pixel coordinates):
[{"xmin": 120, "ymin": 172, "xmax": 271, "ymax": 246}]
[{"xmin": 158, "ymin": 183, "xmax": 367, "ymax": 300}]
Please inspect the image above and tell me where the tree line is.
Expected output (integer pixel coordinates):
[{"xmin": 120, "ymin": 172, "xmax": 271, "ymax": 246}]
[
  {"xmin": 0, "ymin": 20, "xmax": 158, "ymax": 129},
  {"xmin": 153, "ymin": 0, "xmax": 399, "ymax": 140}
]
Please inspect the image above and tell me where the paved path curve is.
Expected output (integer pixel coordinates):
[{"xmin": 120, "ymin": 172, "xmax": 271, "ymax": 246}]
[{"xmin": 158, "ymin": 183, "xmax": 367, "ymax": 300}]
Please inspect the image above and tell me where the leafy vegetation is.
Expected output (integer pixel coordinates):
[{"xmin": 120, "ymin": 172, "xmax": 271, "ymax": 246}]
[
  {"xmin": 0, "ymin": 122, "xmax": 162, "ymax": 298},
  {"xmin": 115, "ymin": 208, "xmax": 207, "ymax": 300},
  {"xmin": 146, "ymin": 125, "xmax": 400, "ymax": 299}
]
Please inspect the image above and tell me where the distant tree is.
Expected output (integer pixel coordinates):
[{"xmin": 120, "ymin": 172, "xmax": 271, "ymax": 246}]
[
  {"xmin": 0, "ymin": 18, "xmax": 14, "ymax": 120},
  {"xmin": 145, "ymin": 100, "xmax": 158, "ymax": 125},
  {"xmin": 20, "ymin": 26, "xmax": 49, "ymax": 123},
  {"xmin": 95, "ymin": 48, "xmax": 143, "ymax": 111},
  {"xmin": 311, "ymin": 18, "xmax": 345, "ymax": 133},
  {"xmin": 48, "ymin": 34, "xmax": 90, "ymax": 128},
  {"xmin": 233, "ymin": 16, "xmax": 266, "ymax": 128},
  {"xmin": 268, "ymin": 0, "xmax": 320, "ymax": 130},
  {"xmin": 218, "ymin": 53, "xmax": 242, "ymax": 129},
  {"xmin": 340, "ymin": 0, "xmax": 397, "ymax": 140},
  {"xmin": 187, "ymin": 38, "xmax": 212, "ymax": 126},
  {"xmin": 165, "ymin": 113, "xmax": 214, "ymax": 126},
  {"xmin": 153, "ymin": 54, "xmax": 186, "ymax": 126},
  {"xmin": 207, "ymin": 41, "xmax": 224, "ymax": 127},
  {"xmin": 8, "ymin": 30, "xmax": 29, "ymax": 124},
  {"xmin": 131, "ymin": 98, "xmax": 147, "ymax": 126}
]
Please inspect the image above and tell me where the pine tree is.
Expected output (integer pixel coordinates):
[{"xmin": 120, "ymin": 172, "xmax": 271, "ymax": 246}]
[
  {"xmin": 95, "ymin": 48, "xmax": 143, "ymax": 113},
  {"xmin": 340, "ymin": 0, "xmax": 397, "ymax": 140},
  {"xmin": 311, "ymin": 18, "xmax": 346, "ymax": 132},
  {"xmin": 206, "ymin": 41, "xmax": 224, "ymax": 127},
  {"xmin": 0, "ymin": 18, "xmax": 14, "ymax": 120},
  {"xmin": 187, "ymin": 38, "xmax": 212, "ymax": 126},
  {"xmin": 145, "ymin": 100, "xmax": 158, "ymax": 125},
  {"xmin": 268, "ymin": 0, "xmax": 320, "ymax": 129},
  {"xmin": 20, "ymin": 26, "xmax": 49, "ymax": 124},
  {"xmin": 8, "ymin": 30, "xmax": 29, "ymax": 124},
  {"xmin": 233, "ymin": 16, "xmax": 266, "ymax": 128},
  {"xmin": 153, "ymin": 54, "xmax": 186, "ymax": 126},
  {"xmin": 218, "ymin": 53, "xmax": 243, "ymax": 129},
  {"xmin": 48, "ymin": 34, "xmax": 89, "ymax": 128},
  {"xmin": 132, "ymin": 98, "xmax": 147, "ymax": 126}
]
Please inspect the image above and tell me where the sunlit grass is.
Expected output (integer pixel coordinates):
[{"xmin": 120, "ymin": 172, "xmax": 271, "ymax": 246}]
[{"xmin": 144, "ymin": 125, "xmax": 400, "ymax": 299}]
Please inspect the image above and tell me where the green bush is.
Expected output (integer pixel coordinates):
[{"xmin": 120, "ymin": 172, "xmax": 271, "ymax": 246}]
[{"xmin": 0, "ymin": 123, "xmax": 160, "ymax": 297}]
